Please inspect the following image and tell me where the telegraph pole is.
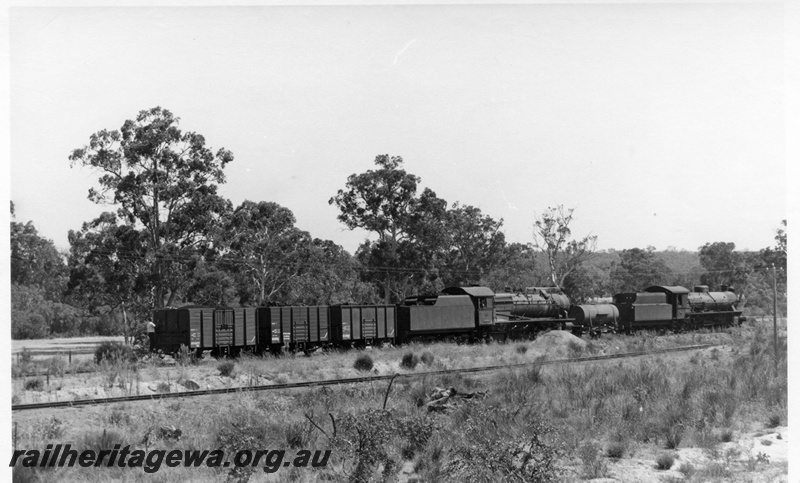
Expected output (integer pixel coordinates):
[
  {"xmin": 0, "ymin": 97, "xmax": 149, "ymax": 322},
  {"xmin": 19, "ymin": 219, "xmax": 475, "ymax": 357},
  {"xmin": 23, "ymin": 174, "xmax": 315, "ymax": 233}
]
[{"xmin": 772, "ymin": 264, "xmax": 778, "ymax": 374}]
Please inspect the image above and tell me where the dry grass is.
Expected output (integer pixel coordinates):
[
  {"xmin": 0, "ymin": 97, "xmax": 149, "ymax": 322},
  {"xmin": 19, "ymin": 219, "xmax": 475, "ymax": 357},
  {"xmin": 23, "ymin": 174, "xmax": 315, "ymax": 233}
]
[{"xmin": 9, "ymin": 319, "xmax": 787, "ymax": 482}]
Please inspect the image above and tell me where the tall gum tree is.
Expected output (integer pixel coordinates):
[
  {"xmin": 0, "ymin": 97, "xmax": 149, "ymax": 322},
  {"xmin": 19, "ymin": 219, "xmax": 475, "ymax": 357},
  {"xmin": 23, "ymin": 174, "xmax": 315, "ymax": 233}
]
[
  {"xmin": 331, "ymin": 155, "xmax": 509, "ymax": 300},
  {"xmin": 329, "ymin": 155, "xmax": 423, "ymax": 303},
  {"xmin": 532, "ymin": 205, "xmax": 597, "ymax": 289},
  {"xmin": 69, "ymin": 107, "xmax": 233, "ymax": 307},
  {"xmin": 442, "ymin": 202, "xmax": 506, "ymax": 287},
  {"xmin": 220, "ymin": 200, "xmax": 311, "ymax": 305}
]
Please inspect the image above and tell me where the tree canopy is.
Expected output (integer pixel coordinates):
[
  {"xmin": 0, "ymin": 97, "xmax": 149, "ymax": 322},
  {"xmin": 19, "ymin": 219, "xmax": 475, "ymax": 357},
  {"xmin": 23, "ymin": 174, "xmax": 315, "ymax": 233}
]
[
  {"xmin": 532, "ymin": 205, "xmax": 597, "ymax": 288},
  {"xmin": 610, "ymin": 247, "xmax": 672, "ymax": 293},
  {"xmin": 66, "ymin": 212, "xmax": 149, "ymax": 342},
  {"xmin": 11, "ymin": 202, "xmax": 68, "ymax": 300},
  {"xmin": 221, "ymin": 200, "xmax": 312, "ymax": 305},
  {"xmin": 331, "ymin": 155, "xmax": 508, "ymax": 301},
  {"xmin": 698, "ymin": 241, "xmax": 750, "ymax": 290},
  {"xmin": 69, "ymin": 107, "xmax": 233, "ymax": 307}
]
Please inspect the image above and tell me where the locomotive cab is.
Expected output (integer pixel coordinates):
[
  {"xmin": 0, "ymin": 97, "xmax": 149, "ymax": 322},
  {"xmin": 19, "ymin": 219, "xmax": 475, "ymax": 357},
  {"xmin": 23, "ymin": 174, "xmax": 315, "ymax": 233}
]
[{"xmin": 644, "ymin": 286, "xmax": 691, "ymax": 323}]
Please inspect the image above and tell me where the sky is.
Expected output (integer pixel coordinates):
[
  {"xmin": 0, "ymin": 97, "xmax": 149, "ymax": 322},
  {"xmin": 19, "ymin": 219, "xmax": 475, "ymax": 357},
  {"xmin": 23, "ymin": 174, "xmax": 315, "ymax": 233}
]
[{"xmin": 6, "ymin": 3, "xmax": 789, "ymax": 258}]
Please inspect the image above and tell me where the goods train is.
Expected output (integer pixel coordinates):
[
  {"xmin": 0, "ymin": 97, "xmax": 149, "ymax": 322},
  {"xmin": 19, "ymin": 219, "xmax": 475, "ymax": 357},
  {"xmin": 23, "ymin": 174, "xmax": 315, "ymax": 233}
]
[{"xmin": 151, "ymin": 284, "xmax": 744, "ymax": 358}]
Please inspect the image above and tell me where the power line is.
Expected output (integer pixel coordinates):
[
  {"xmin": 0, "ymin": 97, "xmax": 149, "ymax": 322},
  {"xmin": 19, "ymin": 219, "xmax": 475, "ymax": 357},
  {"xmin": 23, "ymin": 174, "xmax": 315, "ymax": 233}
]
[{"xmin": 65, "ymin": 244, "xmax": 786, "ymax": 278}]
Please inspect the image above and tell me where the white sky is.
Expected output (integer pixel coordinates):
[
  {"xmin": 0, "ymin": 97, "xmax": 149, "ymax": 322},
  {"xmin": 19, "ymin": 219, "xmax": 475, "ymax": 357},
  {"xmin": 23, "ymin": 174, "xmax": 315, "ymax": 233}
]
[{"xmin": 6, "ymin": 3, "xmax": 788, "ymax": 256}]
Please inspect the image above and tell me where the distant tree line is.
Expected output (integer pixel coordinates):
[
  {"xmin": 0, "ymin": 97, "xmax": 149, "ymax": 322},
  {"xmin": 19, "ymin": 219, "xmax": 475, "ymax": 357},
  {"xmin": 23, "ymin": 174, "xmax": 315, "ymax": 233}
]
[{"xmin": 9, "ymin": 107, "xmax": 788, "ymax": 339}]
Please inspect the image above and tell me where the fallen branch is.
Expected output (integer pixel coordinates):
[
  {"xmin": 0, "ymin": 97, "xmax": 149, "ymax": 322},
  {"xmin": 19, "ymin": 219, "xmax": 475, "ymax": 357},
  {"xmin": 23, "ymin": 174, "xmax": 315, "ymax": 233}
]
[
  {"xmin": 383, "ymin": 374, "xmax": 399, "ymax": 410},
  {"xmin": 304, "ymin": 413, "xmax": 329, "ymax": 438}
]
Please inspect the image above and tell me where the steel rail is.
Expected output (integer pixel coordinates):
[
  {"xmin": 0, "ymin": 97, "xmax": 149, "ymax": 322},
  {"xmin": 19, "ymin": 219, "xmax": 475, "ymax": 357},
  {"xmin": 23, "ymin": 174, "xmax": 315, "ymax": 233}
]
[{"xmin": 11, "ymin": 343, "xmax": 714, "ymax": 412}]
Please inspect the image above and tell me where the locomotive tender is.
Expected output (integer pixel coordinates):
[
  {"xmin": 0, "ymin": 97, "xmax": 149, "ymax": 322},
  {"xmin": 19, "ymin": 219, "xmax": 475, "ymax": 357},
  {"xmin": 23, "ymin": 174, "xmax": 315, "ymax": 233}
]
[{"xmin": 151, "ymin": 284, "xmax": 744, "ymax": 357}]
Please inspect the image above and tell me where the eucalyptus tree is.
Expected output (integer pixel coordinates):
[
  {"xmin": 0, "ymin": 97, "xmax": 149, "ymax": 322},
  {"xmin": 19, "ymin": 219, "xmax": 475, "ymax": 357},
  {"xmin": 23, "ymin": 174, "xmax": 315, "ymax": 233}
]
[
  {"xmin": 221, "ymin": 200, "xmax": 312, "ymax": 305},
  {"xmin": 331, "ymin": 154, "xmax": 512, "ymax": 301},
  {"xmin": 442, "ymin": 202, "xmax": 506, "ymax": 287},
  {"xmin": 69, "ymin": 107, "xmax": 233, "ymax": 307},
  {"xmin": 330, "ymin": 155, "xmax": 438, "ymax": 302},
  {"xmin": 698, "ymin": 242, "xmax": 750, "ymax": 289},
  {"xmin": 10, "ymin": 201, "xmax": 68, "ymax": 300},
  {"xmin": 610, "ymin": 247, "xmax": 672, "ymax": 293},
  {"xmin": 66, "ymin": 212, "xmax": 149, "ymax": 342},
  {"xmin": 532, "ymin": 205, "xmax": 597, "ymax": 289},
  {"xmin": 284, "ymin": 239, "xmax": 379, "ymax": 306}
]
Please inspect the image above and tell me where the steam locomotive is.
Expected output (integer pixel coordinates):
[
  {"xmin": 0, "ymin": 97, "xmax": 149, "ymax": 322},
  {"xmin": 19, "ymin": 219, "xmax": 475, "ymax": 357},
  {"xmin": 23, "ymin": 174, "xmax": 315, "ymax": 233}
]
[{"xmin": 151, "ymin": 284, "xmax": 744, "ymax": 357}]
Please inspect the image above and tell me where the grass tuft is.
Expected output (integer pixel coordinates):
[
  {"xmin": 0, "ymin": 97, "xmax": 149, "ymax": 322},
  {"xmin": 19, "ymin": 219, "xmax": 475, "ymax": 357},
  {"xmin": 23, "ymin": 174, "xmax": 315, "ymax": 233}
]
[
  {"xmin": 656, "ymin": 452, "xmax": 675, "ymax": 470},
  {"xmin": 605, "ymin": 441, "xmax": 625, "ymax": 459},
  {"xmin": 94, "ymin": 341, "xmax": 135, "ymax": 365},
  {"xmin": 217, "ymin": 361, "xmax": 236, "ymax": 377},
  {"xmin": 24, "ymin": 379, "xmax": 43, "ymax": 391},
  {"xmin": 401, "ymin": 352, "xmax": 420, "ymax": 370},
  {"xmin": 80, "ymin": 428, "xmax": 127, "ymax": 453},
  {"xmin": 353, "ymin": 354, "xmax": 374, "ymax": 372}
]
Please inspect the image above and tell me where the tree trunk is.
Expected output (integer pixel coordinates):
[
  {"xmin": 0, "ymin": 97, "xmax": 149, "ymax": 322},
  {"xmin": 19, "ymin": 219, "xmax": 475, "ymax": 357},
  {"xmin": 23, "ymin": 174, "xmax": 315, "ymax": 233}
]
[{"xmin": 121, "ymin": 303, "xmax": 129, "ymax": 345}]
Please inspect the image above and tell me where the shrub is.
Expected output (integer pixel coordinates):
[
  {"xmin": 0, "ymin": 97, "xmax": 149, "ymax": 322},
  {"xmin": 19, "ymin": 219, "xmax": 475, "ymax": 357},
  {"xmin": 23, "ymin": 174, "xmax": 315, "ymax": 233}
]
[
  {"xmin": 412, "ymin": 404, "xmax": 557, "ymax": 482},
  {"xmin": 522, "ymin": 365, "xmax": 544, "ymax": 385},
  {"xmin": 24, "ymin": 379, "xmax": 43, "ymax": 391},
  {"xmin": 718, "ymin": 428, "xmax": 734, "ymax": 443},
  {"xmin": 284, "ymin": 420, "xmax": 307, "ymax": 449},
  {"xmin": 214, "ymin": 399, "xmax": 276, "ymax": 483},
  {"xmin": 174, "ymin": 344, "xmax": 195, "ymax": 365},
  {"xmin": 217, "ymin": 361, "xmax": 235, "ymax": 377},
  {"xmin": 353, "ymin": 354, "xmax": 374, "ymax": 372},
  {"xmin": 107, "ymin": 409, "xmax": 131, "ymax": 426},
  {"xmin": 94, "ymin": 341, "xmax": 135, "ymax": 365},
  {"xmin": 45, "ymin": 356, "xmax": 65, "ymax": 378},
  {"xmin": 515, "ymin": 344, "xmax": 528, "ymax": 354},
  {"xmin": 678, "ymin": 462, "xmax": 696, "ymax": 478},
  {"xmin": 656, "ymin": 452, "xmax": 675, "ymax": 470},
  {"xmin": 156, "ymin": 382, "xmax": 171, "ymax": 393},
  {"xmin": 605, "ymin": 441, "xmax": 625, "ymax": 459},
  {"xmin": 35, "ymin": 416, "xmax": 64, "ymax": 440},
  {"xmin": 80, "ymin": 428, "xmax": 126, "ymax": 453},
  {"xmin": 401, "ymin": 352, "xmax": 420, "ymax": 370},
  {"xmin": 578, "ymin": 441, "xmax": 607, "ymax": 478},
  {"xmin": 660, "ymin": 405, "xmax": 687, "ymax": 449},
  {"xmin": 697, "ymin": 461, "xmax": 730, "ymax": 479},
  {"xmin": 421, "ymin": 351, "xmax": 435, "ymax": 365},
  {"xmin": 567, "ymin": 341, "xmax": 584, "ymax": 358},
  {"xmin": 767, "ymin": 413, "xmax": 781, "ymax": 428},
  {"xmin": 408, "ymin": 383, "xmax": 428, "ymax": 407}
]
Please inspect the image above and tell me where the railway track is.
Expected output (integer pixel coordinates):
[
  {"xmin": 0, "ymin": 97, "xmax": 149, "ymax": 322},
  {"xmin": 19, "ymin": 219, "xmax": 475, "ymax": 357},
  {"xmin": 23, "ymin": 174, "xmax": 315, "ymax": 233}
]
[{"xmin": 12, "ymin": 343, "xmax": 715, "ymax": 412}]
